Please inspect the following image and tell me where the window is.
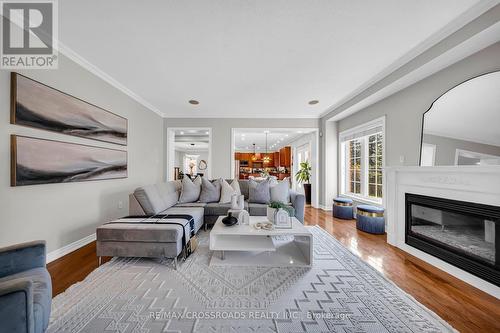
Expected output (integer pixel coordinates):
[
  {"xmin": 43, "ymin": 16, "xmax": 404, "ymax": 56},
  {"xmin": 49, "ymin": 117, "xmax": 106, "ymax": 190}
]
[
  {"xmin": 348, "ymin": 139, "xmax": 361, "ymax": 194},
  {"xmin": 340, "ymin": 118, "xmax": 385, "ymax": 203},
  {"xmin": 368, "ymin": 133, "xmax": 383, "ymax": 198}
]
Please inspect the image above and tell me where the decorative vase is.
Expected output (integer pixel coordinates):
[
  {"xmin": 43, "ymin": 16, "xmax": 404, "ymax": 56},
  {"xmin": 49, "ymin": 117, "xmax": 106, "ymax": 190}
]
[
  {"xmin": 267, "ymin": 207, "xmax": 279, "ymax": 223},
  {"xmin": 230, "ymin": 194, "xmax": 245, "ymax": 210},
  {"xmin": 303, "ymin": 183, "xmax": 312, "ymax": 204},
  {"xmin": 222, "ymin": 212, "xmax": 238, "ymax": 226}
]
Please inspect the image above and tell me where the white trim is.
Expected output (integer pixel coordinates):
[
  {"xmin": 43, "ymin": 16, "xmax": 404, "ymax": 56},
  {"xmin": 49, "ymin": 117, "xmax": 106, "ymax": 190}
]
[
  {"xmin": 339, "ymin": 116, "xmax": 386, "ymax": 206},
  {"xmin": 454, "ymin": 148, "xmax": 500, "ymax": 165},
  {"xmin": 321, "ymin": 1, "xmax": 499, "ymax": 121},
  {"xmin": 231, "ymin": 128, "xmax": 320, "ymax": 208},
  {"xmin": 339, "ymin": 117, "xmax": 385, "ymax": 142},
  {"xmin": 421, "ymin": 143, "xmax": 437, "ymax": 166},
  {"xmin": 167, "ymin": 127, "xmax": 213, "ymax": 180},
  {"xmin": 319, "ymin": 204, "xmax": 333, "ymax": 211},
  {"xmin": 46, "ymin": 233, "xmax": 96, "ymax": 263},
  {"xmin": 424, "ymin": 130, "xmax": 500, "ymax": 148},
  {"xmin": 58, "ymin": 42, "xmax": 165, "ymax": 117}
]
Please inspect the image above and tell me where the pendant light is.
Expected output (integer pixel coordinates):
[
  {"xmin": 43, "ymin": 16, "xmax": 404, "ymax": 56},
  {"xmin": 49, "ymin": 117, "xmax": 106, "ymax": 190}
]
[
  {"xmin": 252, "ymin": 143, "xmax": 257, "ymax": 161},
  {"xmin": 263, "ymin": 132, "xmax": 272, "ymax": 164}
]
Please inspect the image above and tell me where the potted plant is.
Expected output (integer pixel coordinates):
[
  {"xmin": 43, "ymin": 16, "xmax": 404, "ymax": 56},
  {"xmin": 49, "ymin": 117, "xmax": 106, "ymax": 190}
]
[
  {"xmin": 267, "ymin": 201, "xmax": 294, "ymax": 223},
  {"xmin": 295, "ymin": 161, "xmax": 312, "ymax": 204}
]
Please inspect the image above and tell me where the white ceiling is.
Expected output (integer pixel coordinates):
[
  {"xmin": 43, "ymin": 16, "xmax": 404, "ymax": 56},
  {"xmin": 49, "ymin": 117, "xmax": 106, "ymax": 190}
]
[
  {"xmin": 234, "ymin": 128, "xmax": 315, "ymax": 152},
  {"xmin": 174, "ymin": 129, "xmax": 209, "ymax": 151},
  {"xmin": 424, "ymin": 71, "xmax": 500, "ymax": 146},
  {"xmin": 59, "ymin": 0, "xmax": 483, "ymax": 118}
]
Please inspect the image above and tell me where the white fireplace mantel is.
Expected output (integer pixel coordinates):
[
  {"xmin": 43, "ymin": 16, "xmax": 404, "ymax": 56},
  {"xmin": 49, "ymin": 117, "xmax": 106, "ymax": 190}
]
[{"xmin": 385, "ymin": 165, "xmax": 500, "ymax": 298}]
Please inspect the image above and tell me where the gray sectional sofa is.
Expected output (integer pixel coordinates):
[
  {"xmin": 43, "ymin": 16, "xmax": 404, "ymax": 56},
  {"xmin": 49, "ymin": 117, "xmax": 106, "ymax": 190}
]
[
  {"xmin": 96, "ymin": 179, "xmax": 305, "ymax": 268},
  {"xmin": 129, "ymin": 179, "xmax": 305, "ymax": 227}
]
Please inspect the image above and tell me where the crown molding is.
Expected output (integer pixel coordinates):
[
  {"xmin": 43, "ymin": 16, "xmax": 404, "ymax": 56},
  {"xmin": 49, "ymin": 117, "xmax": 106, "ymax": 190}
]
[
  {"xmin": 321, "ymin": 0, "xmax": 500, "ymax": 122},
  {"xmin": 57, "ymin": 42, "xmax": 165, "ymax": 118}
]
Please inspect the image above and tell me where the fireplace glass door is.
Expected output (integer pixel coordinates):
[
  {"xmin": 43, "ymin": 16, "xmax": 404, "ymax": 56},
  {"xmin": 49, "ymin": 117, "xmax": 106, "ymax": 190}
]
[{"xmin": 406, "ymin": 193, "xmax": 499, "ymax": 286}]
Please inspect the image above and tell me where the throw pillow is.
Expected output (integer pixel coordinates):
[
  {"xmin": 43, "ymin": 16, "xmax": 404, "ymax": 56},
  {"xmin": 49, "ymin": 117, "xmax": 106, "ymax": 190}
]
[
  {"xmin": 199, "ymin": 177, "xmax": 222, "ymax": 203},
  {"xmin": 248, "ymin": 179, "xmax": 271, "ymax": 204},
  {"xmin": 178, "ymin": 176, "xmax": 202, "ymax": 203},
  {"xmin": 270, "ymin": 179, "xmax": 290, "ymax": 204},
  {"xmin": 219, "ymin": 179, "xmax": 242, "ymax": 203}
]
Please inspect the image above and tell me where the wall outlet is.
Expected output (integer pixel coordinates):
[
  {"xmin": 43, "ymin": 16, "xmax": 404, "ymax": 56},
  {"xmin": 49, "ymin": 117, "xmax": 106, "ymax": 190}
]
[{"xmin": 118, "ymin": 201, "xmax": 124, "ymax": 209}]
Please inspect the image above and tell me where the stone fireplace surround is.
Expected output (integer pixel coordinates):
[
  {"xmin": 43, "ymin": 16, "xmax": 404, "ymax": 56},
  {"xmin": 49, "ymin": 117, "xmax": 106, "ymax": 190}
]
[{"xmin": 385, "ymin": 165, "xmax": 500, "ymax": 298}]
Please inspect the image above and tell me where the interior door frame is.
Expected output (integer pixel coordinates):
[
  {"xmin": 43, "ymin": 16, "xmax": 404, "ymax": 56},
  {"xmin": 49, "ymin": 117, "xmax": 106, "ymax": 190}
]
[
  {"xmin": 231, "ymin": 128, "xmax": 319, "ymax": 208},
  {"xmin": 166, "ymin": 127, "xmax": 212, "ymax": 181}
]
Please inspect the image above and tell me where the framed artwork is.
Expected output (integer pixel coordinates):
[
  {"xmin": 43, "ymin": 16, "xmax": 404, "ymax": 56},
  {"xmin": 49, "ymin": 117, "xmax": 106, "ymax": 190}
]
[
  {"xmin": 11, "ymin": 135, "xmax": 127, "ymax": 186},
  {"xmin": 11, "ymin": 73, "xmax": 128, "ymax": 146}
]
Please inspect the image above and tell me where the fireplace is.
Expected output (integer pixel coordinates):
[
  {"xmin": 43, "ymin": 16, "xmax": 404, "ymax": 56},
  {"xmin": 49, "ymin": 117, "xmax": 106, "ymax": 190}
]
[{"xmin": 405, "ymin": 193, "xmax": 500, "ymax": 286}]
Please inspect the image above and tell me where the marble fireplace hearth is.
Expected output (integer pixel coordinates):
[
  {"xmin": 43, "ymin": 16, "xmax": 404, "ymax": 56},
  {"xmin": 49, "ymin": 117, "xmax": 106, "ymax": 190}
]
[{"xmin": 385, "ymin": 166, "xmax": 500, "ymax": 298}]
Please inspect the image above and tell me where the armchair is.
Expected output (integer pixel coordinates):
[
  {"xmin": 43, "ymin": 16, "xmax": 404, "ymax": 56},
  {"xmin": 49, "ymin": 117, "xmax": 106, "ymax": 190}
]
[{"xmin": 0, "ymin": 241, "xmax": 52, "ymax": 333}]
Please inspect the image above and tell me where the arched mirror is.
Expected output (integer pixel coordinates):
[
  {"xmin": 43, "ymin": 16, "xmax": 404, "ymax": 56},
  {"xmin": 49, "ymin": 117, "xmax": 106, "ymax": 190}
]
[{"xmin": 420, "ymin": 71, "xmax": 500, "ymax": 166}]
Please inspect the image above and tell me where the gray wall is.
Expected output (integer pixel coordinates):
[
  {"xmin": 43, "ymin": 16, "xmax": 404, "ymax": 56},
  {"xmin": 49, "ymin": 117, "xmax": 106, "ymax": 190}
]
[
  {"xmin": 423, "ymin": 134, "xmax": 500, "ymax": 165},
  {"xmin": 337, "ymin": 42, "xmax": 500, "ymax": 168},
  {"xmin": 165, "ymin": 118, "xmax": 320, "ymax": 179},
  {"xmin": 1, "ymin": 54, "xmax": 164, "ymax": 253}
]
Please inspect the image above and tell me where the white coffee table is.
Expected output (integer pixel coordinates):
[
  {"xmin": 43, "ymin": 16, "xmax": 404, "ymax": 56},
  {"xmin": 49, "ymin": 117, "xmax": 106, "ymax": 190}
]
[{"xmin": 209, "ymin": 215, "xmax": 313, "ymax": 267}]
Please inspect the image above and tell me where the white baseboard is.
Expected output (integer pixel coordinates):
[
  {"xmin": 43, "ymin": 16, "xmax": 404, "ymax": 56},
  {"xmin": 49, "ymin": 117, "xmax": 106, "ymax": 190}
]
[
  {"xmin": 319, "ymin": 205, "xmax": 332, "ymax": 211},
  {"xmin": 47, "ymin": 233, "xmax": 96, "ymax": 263}
]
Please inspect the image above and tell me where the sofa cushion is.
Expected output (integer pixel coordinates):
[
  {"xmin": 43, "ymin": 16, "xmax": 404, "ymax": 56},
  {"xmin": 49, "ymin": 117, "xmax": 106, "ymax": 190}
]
[
  {"xmin": 204, "ymin": 201, "xmax": 249, "ymax": 216},
  {"xmin": 199, "ymin": 178, "xmax": 222, "ymax": 203},
  {"xmin": 174, "ymin": 202, "xmax": 207, "ymax": 208},
  {"xmin": 162, "ymin": 206, "xmax": 204, "ymax": 232},
  {"xmin": 179, "ymin": 176, "xmax": 202, "ymax": 203},
  {"xmin": 97, "ymin": 223, "xmax": 184, "ymax": 243},
  {"xmin": 248, "ymin": 179, "xmax": 271, "ymax": 204},
  {"xmin": 270, "ymin": 180, "xmax": 290, "ymax": 204},
  {"xmin": 248, "ymin": 203, "xmax": 268, "ymax": 216},
  {"xmin": 0, "ymin": 267, "xmax": 51, "ymax": 332},
  {"xmin": 156, "ymin": 181, "xmax": 180, "ymax": 209},
  {"xmin": 219, "ymin": 179, "xmax": 241, "ymax": 203},
  {"xmin": 239, "ymin": 180, "xmax": 249, "ymax": 199},
  {"xmin": 134, "ymin": 185, "xmax": 166, "ymax": 215}
]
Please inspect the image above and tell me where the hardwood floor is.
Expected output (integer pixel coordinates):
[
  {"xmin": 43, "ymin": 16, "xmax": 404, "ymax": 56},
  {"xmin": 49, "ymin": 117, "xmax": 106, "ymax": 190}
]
[
  {"xmin": 304, "ymin": 207, "xmax": 500, "ymax": 333},
  {"xmin": 47, "ymin": 207, "xmax": 500, "ymax": 332}
]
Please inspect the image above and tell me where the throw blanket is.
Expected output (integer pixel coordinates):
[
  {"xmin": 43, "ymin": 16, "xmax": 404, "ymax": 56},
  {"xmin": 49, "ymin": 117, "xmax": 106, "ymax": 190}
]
[{"xmin": 106, "ymin": 214, "xmax": 195, "ymax": 250}]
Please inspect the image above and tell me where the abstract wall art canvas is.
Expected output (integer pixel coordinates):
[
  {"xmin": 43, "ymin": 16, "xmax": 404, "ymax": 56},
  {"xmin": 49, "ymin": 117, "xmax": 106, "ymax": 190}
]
[
  {"xmin": 11, "ymin": 73, "xmax": 128, "ymax": 146},
  {"xmin": 11, "ymin": 135, "xmax": 127, "ymax": 186}
]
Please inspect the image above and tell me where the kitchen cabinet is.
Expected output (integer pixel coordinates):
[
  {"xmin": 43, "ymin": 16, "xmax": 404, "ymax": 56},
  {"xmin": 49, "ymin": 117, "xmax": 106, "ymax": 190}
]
[
  {"xmin": 273, "ymin": 152, "xmax": 280, "ymax": 167},
  {"xmin": 279, "ymin": 146, "xmax": 291, "ymax": 167}
]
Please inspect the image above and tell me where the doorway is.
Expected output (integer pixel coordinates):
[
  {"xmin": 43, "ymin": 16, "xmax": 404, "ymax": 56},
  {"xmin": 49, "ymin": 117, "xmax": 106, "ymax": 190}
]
[{"xmin": 166, "ymin": 128, "xmax": 212, "ymax": 181}]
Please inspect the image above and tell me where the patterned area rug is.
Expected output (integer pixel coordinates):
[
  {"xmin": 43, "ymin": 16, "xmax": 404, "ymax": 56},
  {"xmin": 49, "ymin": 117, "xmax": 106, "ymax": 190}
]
[{"xmin": 48, "ymin": 226, "xmax": 456, "ymax": 333}]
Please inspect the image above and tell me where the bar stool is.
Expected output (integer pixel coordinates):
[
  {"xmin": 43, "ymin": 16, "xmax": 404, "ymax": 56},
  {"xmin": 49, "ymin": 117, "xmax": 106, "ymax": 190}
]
[
  {"xmin": 333, "ymin": 197, "xmax": 354, "ymax": 219},
  {"xmin": 356, "ymin": 205, "xmax": 385, "ymax": 234}
]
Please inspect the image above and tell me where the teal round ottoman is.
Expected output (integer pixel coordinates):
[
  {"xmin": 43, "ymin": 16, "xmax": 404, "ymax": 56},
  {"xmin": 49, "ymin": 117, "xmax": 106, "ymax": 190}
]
[
  {"xmin": 356, "ymin": 205, "xmax": 385, "ymax": 234},
  {"xmin": 333, "ymin": 197, "xmax": 354, "ymax": 219}
]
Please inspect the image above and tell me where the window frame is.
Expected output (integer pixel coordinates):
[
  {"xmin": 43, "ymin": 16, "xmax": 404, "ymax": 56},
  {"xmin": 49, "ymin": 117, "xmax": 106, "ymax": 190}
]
[{"xmin": 339, "ymin": 117, "xmax": 386, "ymax": 205}]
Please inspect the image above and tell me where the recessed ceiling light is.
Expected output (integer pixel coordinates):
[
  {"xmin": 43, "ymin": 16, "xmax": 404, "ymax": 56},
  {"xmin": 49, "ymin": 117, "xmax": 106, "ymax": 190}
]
[
  {"xmin": 180, "ymin": 131, "xmax": 185, "ymax": 135},
  {"xmin": 297, "ymin": 130, "xmax": 303, "ymax": 134},
  {"xmin": 205, "ymin": 131, "xmax": 209, "ymax": 135},
  {"xmin": 189, "ymin": 100, "xmax": 199, "ymax": 105},
  {"xmin": 308, "ymin": 100, "xmax": 319, "ymax": 105},
  {"xmin": 285, "ymin": 134, "xmax": 289, "ymax": 137}
]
